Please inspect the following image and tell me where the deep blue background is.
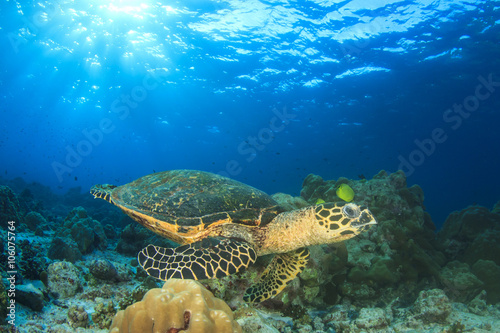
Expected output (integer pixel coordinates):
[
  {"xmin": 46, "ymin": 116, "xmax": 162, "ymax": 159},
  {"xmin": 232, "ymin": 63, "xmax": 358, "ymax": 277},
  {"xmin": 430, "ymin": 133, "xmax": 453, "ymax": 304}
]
[{"xmin": 1, "ymin": 0, "xmax": 499, "ymax": 227}]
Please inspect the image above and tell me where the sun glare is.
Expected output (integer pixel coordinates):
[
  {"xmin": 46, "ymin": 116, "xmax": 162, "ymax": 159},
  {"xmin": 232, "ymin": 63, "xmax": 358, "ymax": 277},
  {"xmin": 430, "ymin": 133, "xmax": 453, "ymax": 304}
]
[
  {"xmin": 106, "ymin": 3, "xmax": 149, "ymax": 18},
  {"xmin": 83, "ymin": 0, "xmax": 154, "ymax": 20},
  {"xmin": 25, "ymin": 0, "xmax": 186, "ymax": 81}
]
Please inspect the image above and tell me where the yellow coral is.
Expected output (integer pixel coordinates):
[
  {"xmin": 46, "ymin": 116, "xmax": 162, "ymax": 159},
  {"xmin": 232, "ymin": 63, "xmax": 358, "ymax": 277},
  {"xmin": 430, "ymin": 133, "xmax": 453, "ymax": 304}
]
[{"xmin": 109, "ymin": 279, "xmax": 242, "ymax": 333}]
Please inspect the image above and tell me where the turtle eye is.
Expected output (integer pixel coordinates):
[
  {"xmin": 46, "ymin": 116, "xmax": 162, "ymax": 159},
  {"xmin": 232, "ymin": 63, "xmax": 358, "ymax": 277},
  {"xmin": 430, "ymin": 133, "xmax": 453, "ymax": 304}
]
[{"xmin": 342, "ymin": 204, "xmax": 359, "ymax": 218}]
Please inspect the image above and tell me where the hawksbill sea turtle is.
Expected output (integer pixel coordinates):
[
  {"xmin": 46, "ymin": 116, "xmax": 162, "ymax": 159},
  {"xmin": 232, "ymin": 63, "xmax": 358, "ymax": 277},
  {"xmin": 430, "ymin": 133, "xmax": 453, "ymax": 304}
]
[{"xmin": 91, "ymin": 169, "xmax": 377, "ymax": 302}]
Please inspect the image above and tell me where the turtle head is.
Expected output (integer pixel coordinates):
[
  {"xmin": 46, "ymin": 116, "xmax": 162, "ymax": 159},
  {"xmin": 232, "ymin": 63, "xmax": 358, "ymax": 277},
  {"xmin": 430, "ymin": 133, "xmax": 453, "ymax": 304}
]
[
  {"xmin": 90, "ymin": 184, "xmax": 117, "ymax": 203},
  {"xmin": 314, "ymin": 202, "xmax": 376, "ymax": 242}
]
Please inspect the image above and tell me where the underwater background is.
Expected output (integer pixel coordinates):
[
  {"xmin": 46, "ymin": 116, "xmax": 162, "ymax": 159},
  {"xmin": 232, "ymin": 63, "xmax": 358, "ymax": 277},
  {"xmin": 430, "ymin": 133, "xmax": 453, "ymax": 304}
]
[
  {"xmin": 1, "ymin": 0, "xmax": 500, "ymax": 332},
  {"xmin": 1, "ymin": 0, "xmax": 499, "ymax": 227}
]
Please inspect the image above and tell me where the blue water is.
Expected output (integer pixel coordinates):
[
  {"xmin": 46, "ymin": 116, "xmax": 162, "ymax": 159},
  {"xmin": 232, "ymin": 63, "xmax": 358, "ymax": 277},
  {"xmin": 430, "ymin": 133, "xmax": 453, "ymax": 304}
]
[{"xmin": 1, "ymin": 0, "xmax": 499, "ymax": 228}]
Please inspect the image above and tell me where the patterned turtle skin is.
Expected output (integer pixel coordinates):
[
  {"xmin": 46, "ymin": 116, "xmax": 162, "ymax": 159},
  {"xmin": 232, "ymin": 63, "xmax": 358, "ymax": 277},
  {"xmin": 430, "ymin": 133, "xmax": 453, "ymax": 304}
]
[{"xmin": 91, "ymin": 169, "xmax": 377, "ymax": 303}]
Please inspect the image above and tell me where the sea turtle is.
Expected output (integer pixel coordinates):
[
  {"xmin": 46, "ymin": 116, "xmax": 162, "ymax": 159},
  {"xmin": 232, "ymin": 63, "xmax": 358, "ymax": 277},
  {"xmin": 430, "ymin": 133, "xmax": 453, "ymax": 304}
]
[{"xmin": 91, "ymin": 169, "xmax": 376, "ymax": 302}]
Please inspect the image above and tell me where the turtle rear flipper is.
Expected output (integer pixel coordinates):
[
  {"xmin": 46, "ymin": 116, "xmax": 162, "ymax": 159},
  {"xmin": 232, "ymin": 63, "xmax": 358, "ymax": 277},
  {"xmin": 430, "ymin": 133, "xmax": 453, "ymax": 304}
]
[
  {"xmin": 244, "ymin": 247, "xmax": 310, "ymax": 303},
  {"xmin": 138, "ymin": 239, "xmax": 257, "ymax": 280}
]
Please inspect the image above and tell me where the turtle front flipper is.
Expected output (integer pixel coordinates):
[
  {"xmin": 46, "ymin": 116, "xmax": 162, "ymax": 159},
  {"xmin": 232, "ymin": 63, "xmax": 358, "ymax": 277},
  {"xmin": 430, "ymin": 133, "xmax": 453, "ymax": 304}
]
[
  {"xmin": 243, "ymin": 247, "xmax": 310, "ymax": 303},
  {"xmin": 138, "ymin": 239, "xmax": 257, "ymax": 280},
  {"xmin": 90, "ymin": 184, "xmax": 117, "ymax": 203}
]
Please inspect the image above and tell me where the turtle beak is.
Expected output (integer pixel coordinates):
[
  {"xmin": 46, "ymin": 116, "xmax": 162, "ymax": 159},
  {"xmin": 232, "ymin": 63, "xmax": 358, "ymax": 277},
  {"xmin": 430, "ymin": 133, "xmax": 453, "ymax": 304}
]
[{"xmin": 352, "ymin": 208, "xmax": 377, "ymax": 229}]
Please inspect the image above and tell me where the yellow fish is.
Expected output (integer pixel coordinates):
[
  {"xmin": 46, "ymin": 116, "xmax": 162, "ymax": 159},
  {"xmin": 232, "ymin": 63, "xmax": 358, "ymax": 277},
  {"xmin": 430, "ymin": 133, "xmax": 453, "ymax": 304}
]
[
  {"xmin": 315, "ymin": 198, "xmax": 325, "ymax": 205},
  {"xmin": 336, "ymin": 184, "xmax": 354, "ymax": 202}
]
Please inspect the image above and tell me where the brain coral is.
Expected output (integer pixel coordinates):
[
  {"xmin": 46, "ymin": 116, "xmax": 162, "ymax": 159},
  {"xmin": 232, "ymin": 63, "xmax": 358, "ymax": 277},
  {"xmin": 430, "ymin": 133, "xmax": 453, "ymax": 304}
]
[{"xmin": 109, "ymin": 279, "xmax": 242, "ymax": 333}]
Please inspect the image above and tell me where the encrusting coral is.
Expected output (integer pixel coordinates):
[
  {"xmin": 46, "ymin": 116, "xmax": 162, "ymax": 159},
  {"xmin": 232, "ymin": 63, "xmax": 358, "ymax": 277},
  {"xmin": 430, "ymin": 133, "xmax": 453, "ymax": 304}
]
[
  {"xmin": 109, "ymin": 278, "xmax": 242, "ymax": 333},
  {"xmin": 91, "ymin": 299, "xmax": 116, "ymax": 329},
  {"xmin": 67, "ymin": 305, "xmax": 89, "ymax": 328},
  {"xmin": 47, "ymin": 261, "xmax": 81, "ymax": 298}
]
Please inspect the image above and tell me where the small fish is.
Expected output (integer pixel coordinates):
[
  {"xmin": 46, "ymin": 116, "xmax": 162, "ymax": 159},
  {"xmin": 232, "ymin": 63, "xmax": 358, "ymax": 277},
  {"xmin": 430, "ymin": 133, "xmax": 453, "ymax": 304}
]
[
  {"xmin": 336, "ymin": 184, "xmax": 355, "ymax": 202},
  {"xmin": 316, "ymin": 198, "xmax": 325, "ymax": 205}
]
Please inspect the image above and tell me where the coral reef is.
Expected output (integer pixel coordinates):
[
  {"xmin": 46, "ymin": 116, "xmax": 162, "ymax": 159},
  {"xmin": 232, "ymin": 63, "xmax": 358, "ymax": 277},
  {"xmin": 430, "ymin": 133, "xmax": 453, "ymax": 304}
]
[
  {"xmin": 439, "ymin": 261, "xmax": 483, "ymax": 302},
  {"xmin": 23, "ymin": 211, "xmax": 48, "ymax": 231},
  {"xmin": 437, "ymin": 204, "xmax": 500, "ymax": 303},
  {"xmin": 115, "ymin": 223, "xmax": 152, "ymax": 255},
  {"xmin": 437, "ymin": 205, "xmax": 500, "ymax": 265},
  {"xmin": 16, "ymin": 283, "xmax": 45, "ymax": 311},
  {"xmin": 88, "ymin": 259, "xmax": 119, "ymax": 281},
  {"xmin": 115, "ymin": 222, "xmax": 174, "ymax": 256},
  {"xmin": 92, "ymin": 299, "xmax": 116, "ymax": 329},
  {"xmin": 67, "ymin": 305, "xmax": 89, "ymax": 328},
  {"xmin": 2, "ymin": 170, "xmax": 500, "ymax": 333},
  {"xmin": 282, "ymin": 304, "xmax": 311, "ymax": 324},
  {"xmin": 87, "ymin": 259, "xmax": 133, "ymax": 283},
  {"xmin": 19, "ymin": 239, "xmax": 48, "ymax": 280},
  {"xmin": 47, "ymin": 261, "xmax": 81, "ymax": 298},
  {"xmin": 471, "ymin": 259, "xmax": 500, "ymax": 303},
  {"xmin": 468, "ymin": 290, "xmax": 488, "ymax": 316},
  {"xmin": 109, "ymin": 279, "xmax": 242, "ymax": 333},
  {"xmin": 103, "ymin": 224, "xmax": 118, "ymax": 239},
  {"xmin": 318, "ymin": 287, "xmax": 496, "ymax": 332},
  {"xmin": 56, "ymin": 206, "xmax": 108, "ymax": 254},
  {"xmin": 290, "ymin": 170, "xmax": 445, "ymax": 308},
  {"xmin": 117, "ymin": 285, "xmax": 149, "ymax": 310},
  {"xmin": 235, "ymin": 306, "xmax": 290, "ymax": 332},
  {"xmin": 0, "ymin": 185, "xmax": 24, "ymax": 227},
  {"xmin": 412, "ymin": 288, "xmax": 452, "ymax": 323},
  {"xmin": 47, "ymin": 237, "xmax": 83, "ymax": 263},
  {"xmin": 493, "ymin": 200, "xmax": 500, "ymax": 214},
  {"xmin": 354, "ymin": 307, "xmax": 391, "ymax": 329},
  {"xmin": 0, "ymin": 279, "xmax": 8, "ymax": 325},
  {"xmin": 270, "ymin": 193, "xmax": 309, "ymax": 211},
  {"xmin": 300, "ymin": 174, "xmax": 327, "ymax": 202}
]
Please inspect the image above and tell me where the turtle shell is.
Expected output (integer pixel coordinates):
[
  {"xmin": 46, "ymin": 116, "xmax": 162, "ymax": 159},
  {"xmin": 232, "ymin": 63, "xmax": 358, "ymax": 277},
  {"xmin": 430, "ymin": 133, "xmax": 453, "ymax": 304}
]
[{"xmin": 110, "ymin": 170, "xmax": 282, "ymax": 243}]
